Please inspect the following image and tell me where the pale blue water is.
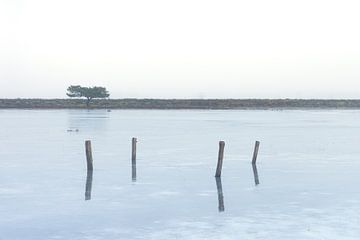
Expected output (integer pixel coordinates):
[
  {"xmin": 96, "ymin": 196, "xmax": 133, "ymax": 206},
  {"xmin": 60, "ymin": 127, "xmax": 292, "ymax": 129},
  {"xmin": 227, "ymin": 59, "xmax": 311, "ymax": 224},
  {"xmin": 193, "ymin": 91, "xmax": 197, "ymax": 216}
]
[{"xmin": 0, "ymin": 110, "xmax": 359, "ymax": 239}]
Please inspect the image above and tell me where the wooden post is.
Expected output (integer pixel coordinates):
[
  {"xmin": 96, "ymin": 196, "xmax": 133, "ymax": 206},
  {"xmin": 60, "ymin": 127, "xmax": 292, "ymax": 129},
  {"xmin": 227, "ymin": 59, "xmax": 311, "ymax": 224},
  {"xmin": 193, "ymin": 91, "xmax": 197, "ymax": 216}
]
[
  {"xmin": 251, "ymin": 141, "xmax": 260, "ymax": 164},
  {"xmin": 131, "ymin": 137, "xmax": 137, "ymax": 163},
  {"xmin": 131, "ymin": 138, "xmax": 137, "ymax": 181},
  {"xmin": 215, "ymin": 141, "xmax": 225, "ymax": 177},
  {"xmin": 85, "ymin": 140, "xmax": 93, "ymax": 171}
]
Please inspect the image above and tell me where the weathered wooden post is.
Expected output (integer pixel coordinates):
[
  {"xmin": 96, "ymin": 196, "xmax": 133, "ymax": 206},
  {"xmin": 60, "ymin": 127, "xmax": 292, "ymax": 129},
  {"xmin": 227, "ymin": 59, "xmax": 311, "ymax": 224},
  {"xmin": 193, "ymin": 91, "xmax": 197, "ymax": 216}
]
[
  {"xmin": 85, "ymin": 140, "xmax": 93, "ymax": 171},
  {"xmin": 132, "ymin": 137, "xmax": 137, "ymax": 163},
  {"xmin": 131, "ymin": 137, "xmax": 137, "ymax": 181},
  {"xmin": 251, "ymin": 141, "xmax": 260, "ymax": 164},
  {"xmin": 215, "ymin": 141, "xmax": 225, "ymax": 177}
]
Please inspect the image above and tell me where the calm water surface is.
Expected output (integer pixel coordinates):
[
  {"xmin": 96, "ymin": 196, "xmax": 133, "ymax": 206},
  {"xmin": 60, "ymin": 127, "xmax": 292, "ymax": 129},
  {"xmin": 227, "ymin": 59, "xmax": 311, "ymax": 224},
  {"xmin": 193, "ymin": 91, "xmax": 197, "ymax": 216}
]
[{"xmin": 0, "ymin": 110, "xmax": 359, "ymax": 239}]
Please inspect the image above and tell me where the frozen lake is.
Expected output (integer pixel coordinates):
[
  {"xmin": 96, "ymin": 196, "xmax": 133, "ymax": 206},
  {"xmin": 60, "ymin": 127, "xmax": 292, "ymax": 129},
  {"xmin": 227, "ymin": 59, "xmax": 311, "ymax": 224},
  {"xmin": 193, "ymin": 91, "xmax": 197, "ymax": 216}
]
[{"xmin": 0, "ymin": 109, "xmax": 359, "ymax": 239}]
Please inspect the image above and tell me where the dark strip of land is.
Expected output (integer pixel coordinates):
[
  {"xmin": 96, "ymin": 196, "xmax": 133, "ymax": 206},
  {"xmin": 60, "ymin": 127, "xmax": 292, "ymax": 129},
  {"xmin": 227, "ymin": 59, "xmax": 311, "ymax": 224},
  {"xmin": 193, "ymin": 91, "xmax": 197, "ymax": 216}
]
[{"xmin": 1, "ymin": 99, "xmax": 360, "ymax": 109}]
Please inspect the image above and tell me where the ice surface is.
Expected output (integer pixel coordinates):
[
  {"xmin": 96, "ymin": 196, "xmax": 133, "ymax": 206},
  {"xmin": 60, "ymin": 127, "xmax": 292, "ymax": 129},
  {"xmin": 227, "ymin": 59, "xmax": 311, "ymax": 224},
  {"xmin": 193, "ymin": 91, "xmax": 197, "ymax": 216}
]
[{"xmin": 0, "ymin": 109, "xmax": 359, "ymax": 239}]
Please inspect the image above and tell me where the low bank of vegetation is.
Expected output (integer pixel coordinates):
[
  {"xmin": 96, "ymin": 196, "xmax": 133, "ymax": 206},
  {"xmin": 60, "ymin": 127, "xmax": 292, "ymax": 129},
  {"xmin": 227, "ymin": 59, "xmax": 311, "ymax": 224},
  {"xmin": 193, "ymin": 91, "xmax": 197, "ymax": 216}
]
[{"xmin": 1, "ymin": 99, "xmax": 360, "ymax": 109}]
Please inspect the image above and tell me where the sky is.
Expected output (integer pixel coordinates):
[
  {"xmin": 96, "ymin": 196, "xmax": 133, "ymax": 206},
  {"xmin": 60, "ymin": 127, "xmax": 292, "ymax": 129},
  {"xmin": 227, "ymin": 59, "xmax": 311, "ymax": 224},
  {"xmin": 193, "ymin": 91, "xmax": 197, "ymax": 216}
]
[{"xmin": 1, "ymin": 0, "xmax": 360, "ymax": 99}]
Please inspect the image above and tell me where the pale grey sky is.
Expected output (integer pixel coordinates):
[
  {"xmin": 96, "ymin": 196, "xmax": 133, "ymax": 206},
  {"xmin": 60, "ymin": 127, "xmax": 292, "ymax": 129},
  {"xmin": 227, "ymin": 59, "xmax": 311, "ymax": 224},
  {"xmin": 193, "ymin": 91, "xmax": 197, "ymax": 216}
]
[{"xmin": 1, "ymin": 0, "xmax": 360, "ymax": 99}]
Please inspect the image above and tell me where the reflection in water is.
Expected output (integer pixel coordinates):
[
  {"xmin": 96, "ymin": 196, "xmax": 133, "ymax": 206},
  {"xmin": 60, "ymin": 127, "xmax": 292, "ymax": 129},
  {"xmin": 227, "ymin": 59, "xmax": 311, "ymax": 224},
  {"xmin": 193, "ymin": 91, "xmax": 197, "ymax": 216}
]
[
  {"xmin": 215, "ymin": 177, "xmax": 225, "ymax": 212},
  {"xmin": 67, "ymin": 110, "xmax": 110, "ymax": 135},
  {"xmin": 252, "ymin": 163, "xmax": 260, "ymax": 186},
  {"xmin": 132, "ymin": 163, "xmax": 137, "ymax": 182},
  {"xmin": 85, "ymin": 170, "xmax": 93, "ymax": 200}
]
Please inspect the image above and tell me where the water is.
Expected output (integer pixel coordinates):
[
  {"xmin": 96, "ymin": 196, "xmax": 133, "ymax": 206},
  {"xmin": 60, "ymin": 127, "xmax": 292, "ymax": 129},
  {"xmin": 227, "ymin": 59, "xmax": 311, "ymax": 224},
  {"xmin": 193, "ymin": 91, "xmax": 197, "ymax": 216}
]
[{"xmin": 0, "ymin": 109, "xmax": 359, "ymax": 239}]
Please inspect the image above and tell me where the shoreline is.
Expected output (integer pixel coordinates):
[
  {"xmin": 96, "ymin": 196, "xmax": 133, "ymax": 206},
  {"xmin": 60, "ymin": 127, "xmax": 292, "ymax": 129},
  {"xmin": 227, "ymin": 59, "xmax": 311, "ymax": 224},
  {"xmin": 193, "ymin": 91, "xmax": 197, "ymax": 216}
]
[{"xmin": 1, "ymin": 98, "xmax": 360, "ymax": 110}]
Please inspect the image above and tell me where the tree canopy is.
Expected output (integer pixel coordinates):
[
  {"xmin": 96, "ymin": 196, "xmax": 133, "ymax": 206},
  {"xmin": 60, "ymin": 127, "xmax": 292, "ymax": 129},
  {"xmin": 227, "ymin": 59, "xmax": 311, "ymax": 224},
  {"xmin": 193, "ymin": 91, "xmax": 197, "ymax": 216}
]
[{"xmin": 66, "ymin": 85, "xmax": 110, "ymax": 107}]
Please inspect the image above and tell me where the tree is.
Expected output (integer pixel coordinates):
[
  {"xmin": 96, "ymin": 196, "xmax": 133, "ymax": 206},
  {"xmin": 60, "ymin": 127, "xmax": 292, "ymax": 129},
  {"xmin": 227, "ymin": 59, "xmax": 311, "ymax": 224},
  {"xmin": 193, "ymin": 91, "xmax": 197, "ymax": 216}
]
[{"xmin": 66, "ymin": 85, "xmax": 110, "ymax": 107}]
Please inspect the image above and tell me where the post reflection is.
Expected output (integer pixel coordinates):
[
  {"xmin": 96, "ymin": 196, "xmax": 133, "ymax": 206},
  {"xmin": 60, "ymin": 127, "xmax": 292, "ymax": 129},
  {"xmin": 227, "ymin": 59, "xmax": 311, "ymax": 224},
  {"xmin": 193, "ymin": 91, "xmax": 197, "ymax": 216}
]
[
  {"xmin": 85, "ymin": 170, "xmax": 93, "ymax": 200},
  {"xmin": 132, "ymin": 163, "xmax": 137, "ymax": 182},
  {"xmin": 252, "ymin": 163, "xmax": 260, "ymax": 186},
  {"xmin": 215, "ymin": 177, "xmax": 225, "ymax": 212}
]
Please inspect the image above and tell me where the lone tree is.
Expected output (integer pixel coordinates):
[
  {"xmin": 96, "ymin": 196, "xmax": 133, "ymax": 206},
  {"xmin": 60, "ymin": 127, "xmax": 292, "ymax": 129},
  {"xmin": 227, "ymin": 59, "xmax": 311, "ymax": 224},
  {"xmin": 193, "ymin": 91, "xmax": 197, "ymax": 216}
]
[{"xmin": 66, "ymin": 85, "xmax": 110, "ymax": 107}]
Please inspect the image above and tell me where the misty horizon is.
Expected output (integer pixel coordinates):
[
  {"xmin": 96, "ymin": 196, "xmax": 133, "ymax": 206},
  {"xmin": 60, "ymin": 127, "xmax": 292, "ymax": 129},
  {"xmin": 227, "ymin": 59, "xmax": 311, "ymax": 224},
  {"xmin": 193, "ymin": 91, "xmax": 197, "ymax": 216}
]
[{"xmin": 2, "ymin": 0, "xmax": 360, "ymax": 99}]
